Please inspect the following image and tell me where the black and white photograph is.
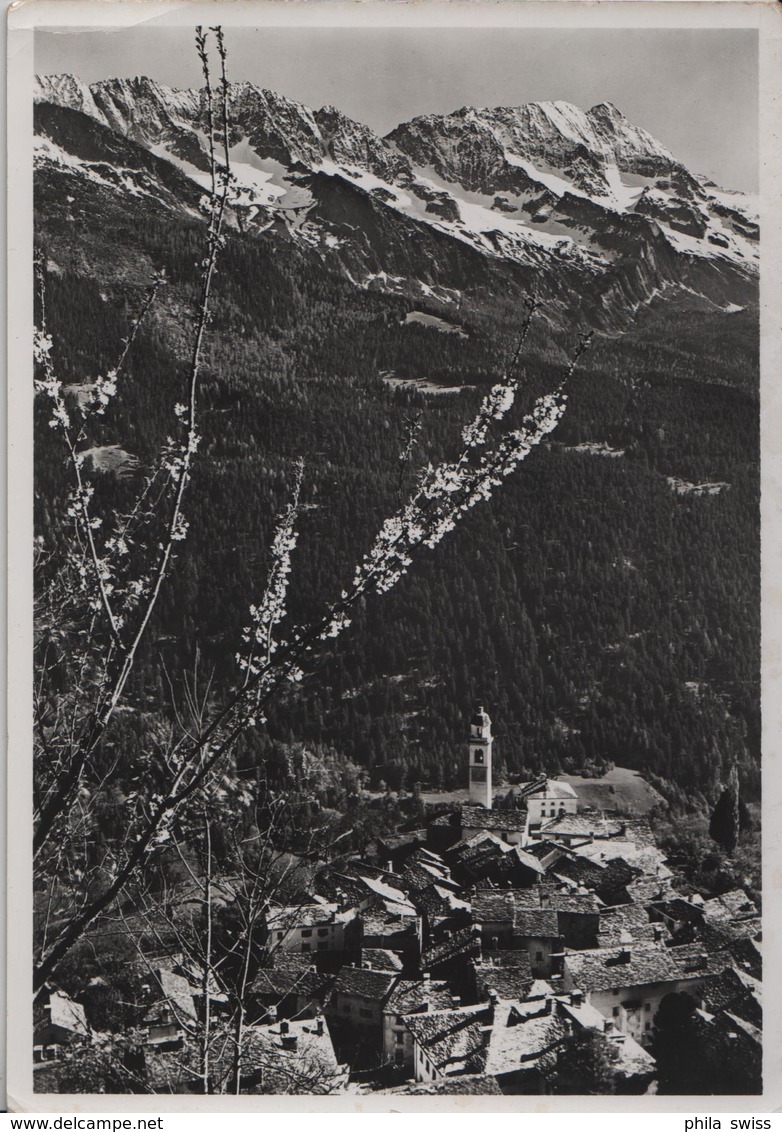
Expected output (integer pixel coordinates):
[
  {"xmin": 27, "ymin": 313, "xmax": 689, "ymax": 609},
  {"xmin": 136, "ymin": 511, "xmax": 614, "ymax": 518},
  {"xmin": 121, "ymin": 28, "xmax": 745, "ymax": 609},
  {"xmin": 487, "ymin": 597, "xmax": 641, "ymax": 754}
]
[{"xmin": 9, "ymin": 0, "xmax": 781, "ymax": 1108}]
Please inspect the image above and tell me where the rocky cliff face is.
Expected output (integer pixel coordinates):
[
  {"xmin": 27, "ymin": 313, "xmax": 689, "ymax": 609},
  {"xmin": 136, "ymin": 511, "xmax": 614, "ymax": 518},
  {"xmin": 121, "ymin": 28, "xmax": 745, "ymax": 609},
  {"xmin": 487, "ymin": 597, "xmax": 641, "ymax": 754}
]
[{"xmin": 34, "ymin": 74, "xmax": 758, "ymax": 333}]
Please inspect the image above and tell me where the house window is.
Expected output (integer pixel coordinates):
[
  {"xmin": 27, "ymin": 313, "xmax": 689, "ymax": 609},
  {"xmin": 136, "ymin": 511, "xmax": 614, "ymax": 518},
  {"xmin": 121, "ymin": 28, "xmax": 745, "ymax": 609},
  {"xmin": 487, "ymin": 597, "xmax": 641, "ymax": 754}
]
[
  {"xmin": 302, "ymin": 929, "xmax": 312, "ymax": 938},
  {"xmin": 644, "ymin": 1003, "xmax": 651, "ymax": 1012},
  {"xmin": 302, "ymin": 943, "xmax": 311, "ymax": 952},
  {"xmin": 276, "ymin": 931, "xmax": 283, "ymax": 940},
  {"xmin": 645, "ymin": 1021, "xmax": 651, "ymax": 1031},
  {"xmin": 318, "ymin": 928, "xmax": 329, "ymax": 937},
  {"xmin": 613, "ymin": 1007, "xmax": 620, "ymax": 1017},
  {"xmin": 536, "ymin": 951, "xmax": 543, "ymax": 962},
  {"xmin": 395, "ymin": 1050, "xmax": 405, "ymax": 1066},
  {"xmin": 342, "ymin": 1003, "xmax": 350, "ymax": 1013},
  {"xmin": 317, "ymin": 942, "xmax": 328, "ymax": 951},
  {"xmin": 612, "ymin": 989, "xmax": 619, "ymax": 996},
  {"xmin": 359, "ymin": 1007, "xmax": 373, "ymax": 1019},
  {"xmin": 396, "ymin": 1015, "xmax": 405, "ymax": 1025},
  {"xmin": 396, "ymin": 1032, "xmax": 405, "ymax": 1044}
]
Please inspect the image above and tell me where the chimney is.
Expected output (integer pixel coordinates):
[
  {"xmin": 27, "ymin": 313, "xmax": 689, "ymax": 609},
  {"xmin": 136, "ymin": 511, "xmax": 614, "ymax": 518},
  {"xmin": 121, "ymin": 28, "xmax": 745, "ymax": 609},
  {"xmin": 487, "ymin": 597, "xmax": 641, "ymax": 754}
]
[
  {"xmin": 421, "ymin": 1000, "xmax": 430, "ymax": 1013},
  {"xmin": 266, "ymin": 1005, "xmax": 278, "ymax": 1023},
  {"xmin": 619, "ymin": 948, "xmax": 632, "ymax": 964},
  {"xmin": 281, "ymin": 1033, "xmax": 299, "ymax": 1052},
  {"xmin": 602, "ymin": 1017, "xmax": 613, "ymax": 1034},
  {"xmin": 570, "ymin": 990, "xmax": 583, "ymax": 1007},
  {"xmin": 653, "ymin": 925, "xmax": 664, "ymax": 941},
  {"xmin": 315, "ymin": 1015, "xmax": 324, "ymax": 1035},
  {"xmin": 423, "ymin": 973, "xmax": 430, "ymax": 983},
  {"xmin": 488, "ymin": 989, "xmax": 499, "ymax": 1006},
  {"xmin": 386, "ymin": 861, "xmax": 394, "ymax": 874},
  {"xmin": 280, "ymin": 1019, "xmax": 290, "ymax": 1035}
]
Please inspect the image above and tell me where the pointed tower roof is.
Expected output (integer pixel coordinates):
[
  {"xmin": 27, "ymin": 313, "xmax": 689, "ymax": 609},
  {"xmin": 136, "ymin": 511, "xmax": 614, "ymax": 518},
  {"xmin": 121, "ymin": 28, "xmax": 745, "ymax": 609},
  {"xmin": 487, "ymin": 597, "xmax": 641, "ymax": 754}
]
[{"xmin": 471, "ymin": 705, "xmax": 491, "ymax": 727}]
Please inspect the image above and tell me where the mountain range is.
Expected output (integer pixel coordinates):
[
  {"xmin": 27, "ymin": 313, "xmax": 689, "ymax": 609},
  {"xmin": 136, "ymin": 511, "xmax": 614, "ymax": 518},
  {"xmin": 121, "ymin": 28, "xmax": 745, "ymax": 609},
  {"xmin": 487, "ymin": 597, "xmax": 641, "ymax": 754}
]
[{"xmin": 34, "ymin": 75, "xmax": 758, "ymax": 333}]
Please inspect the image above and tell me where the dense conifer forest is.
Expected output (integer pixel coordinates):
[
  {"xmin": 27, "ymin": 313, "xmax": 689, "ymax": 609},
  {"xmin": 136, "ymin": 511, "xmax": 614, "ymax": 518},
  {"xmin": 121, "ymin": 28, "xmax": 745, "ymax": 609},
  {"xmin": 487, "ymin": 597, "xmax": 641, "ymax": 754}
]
[{"xmin": 34, "ymin": 147, "xmax": 760, "ymax": 817}]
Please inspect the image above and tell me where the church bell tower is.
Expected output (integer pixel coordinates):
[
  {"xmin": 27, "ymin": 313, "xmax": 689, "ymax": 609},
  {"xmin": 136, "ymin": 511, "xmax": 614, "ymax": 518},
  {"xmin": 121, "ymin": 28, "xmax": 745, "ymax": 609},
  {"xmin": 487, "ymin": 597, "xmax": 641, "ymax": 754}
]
[{"xmin": 468, "ymin": 705, "xmax": 493, "ymax": 808}]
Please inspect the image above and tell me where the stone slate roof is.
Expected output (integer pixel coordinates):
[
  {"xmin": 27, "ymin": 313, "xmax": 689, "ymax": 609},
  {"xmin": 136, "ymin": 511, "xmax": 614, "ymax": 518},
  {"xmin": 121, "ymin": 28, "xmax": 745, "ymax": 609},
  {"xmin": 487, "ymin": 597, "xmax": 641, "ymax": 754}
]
[
  {"xmin": 429, "ymin": 812, "xmax": 459, "ymax": 829},
  {"xmin": 527, "ymin": 779, "xmax": 578, "ymax": 800},
  {"xmin": 625, "ymin": 877, "xmax": 674, "ymax": 905},
  {"xmin": 471, "ymin": 890, "xmax": 516, "ymax": 923},
  {"xmin": 539, "ymin": 815, "xmax": 624, "ymax": 839},
  {"xmin": 37, "ymin": 989, "xmax": 90, "ymax": 1038},
  {"xmin": 551, "ymin": 855, "xmax": 638, "ymax": 903},
  {"xmin": 361, "ymin": 908, "xmax": 417, "ymax": 938},
  {"xmin": 699, "ymin": 966, "xmax": 762, "ymax": 1029},
  {"xmin": 331, "ymin": 966, "xmax": 397, "ymax": 1003},
  {"xmin": 483, "ymin": 1000, "xmax": 569, "ymax": 1076},
  {"xmin": 408, "ymin": 883, "xmax": 460, "ymax": 920},
  {"xmin": 471, "ymin": 889, "xmax": 567, "ymax": 937},
  {"xmin": 514, "ymin": 889, "xmax": 601, "ymax": 915},
  {"xmin": 618, "ymin": 818, "xmax": 657, "ymax": 848},
  {"xmin": 514, "ymin": 909, "xmax": 561, "ymax": 938},
  {"xmin": 421, "ymin": 926, "xmax": 481, "ymax": 970},
  {"xmin": 403, "ymin": 1005, "xmax": 488, "ymax": 1076},
  {"xmin": 385, "ymin": 978, "xmax": 455, "ymax": 1016},
  {"xmin": 251, "ymin": 957, "xmax": 332, "ymax": 1002},
  {"xmin": 564, "ymin": 943, "xmax": 730, "ymax": 994},
  {"xmin": 448, "ymin": 830, "xmax": 506, "ymax": 856},
  {"xmin": 512, "ymin": 847, "xmax": 548, "ymax": 875},
  {"xmin": 314, "ymin": 870, "xmax": 370, "ymax": 908},
  {"xmin": 701, "ymin": 889, "xmax": 757, "ymax": 922},
  {"xmin": 266, "ymin": 902, "xmax": 339, "ymax": 930},
  {"xmin": 362, "ymin": 948, "xmax": 404, "ymax": 972},
  {"xmin": 240, "ymin": 1018, "xmax": 347, "ymax": 1092},
  {"xmin": 462, "ymin": 806, "xmax": 528, "ymax": 833},
  {"xmin": 475, "ymin": 964, "xmax": 534, "ymax": 1002},
  {"xmin": 597, "ymin": 903, "xmax": 665, "ymax": 946},
  {"xmin": 142, "ymin": 968, "xmax": 197, "ymax": 1025},
  {"xmin": 697, "ymin": 915, "xmax": 762, "ymax": 951},
  {"xmin": 719, "ymin": 933, "xmax": 762, "ymax": 980},
  {"xmin": 525, "ymin": 840, "xmax": 568, "ymax": 861}
]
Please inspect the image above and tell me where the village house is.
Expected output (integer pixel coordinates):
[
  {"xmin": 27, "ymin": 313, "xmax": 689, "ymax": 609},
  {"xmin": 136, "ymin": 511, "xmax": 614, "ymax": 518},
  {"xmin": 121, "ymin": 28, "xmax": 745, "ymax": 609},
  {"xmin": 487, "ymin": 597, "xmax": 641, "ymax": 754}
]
[
  {"xmin": 325, "ymin": 965, "xmax": 398, "ymax": 1060},
  {"xmin": 512, "ymin": 888, "xmax": 602, "ymax": 950},
  {"xmin": 403, "ymin": 984, "xmax": 655, "ymax": 1093},
  {"xmin": 140, "ymin": 967, "xmax": 198, "ymax": 1049},
  {"xmin": 34, "ymin": 987, "xmax": 90, "ymax": 1064},
  {"xmin": 249, "ymin": 954, "xmax": 335, "ymax": 1022},
  {"xmin": 461, "ymin": 806, "xmax": 529, "ymax": 847},
  {"xmin": 446, "ymin": 832, "xmax": 547, "ymax": 888},
  {"xmin": 524, "ymin": 779, "xmax": 579, "ymax": 831},
  {"xmin": 420, "ymin": 925, "xmax": 482, "ymax": 992},
  {"xmin": 472, "ymin": 952, "xmax": 534, "ymax": 1003},
  {"xmin": 534, "ymin": 814, "xmax": 625, "ymax": 847},
  {"xmin": 238, "ymin": 1016, "xmax": 349, "ymax": 1094},
  {"xmin": 471, "ymin": 890, "xmax": 564, "ymax": 976},
  {"xmin": 382, "ymin": 975, "xmax": 456, "ymax": 1072},
  {"xmin": 266, "ymin": 900, "xmax": 360, "ymax": 957},
  {"xmin": 561, "ymin": 942, "xmax": 732, "ymax": 1046}
]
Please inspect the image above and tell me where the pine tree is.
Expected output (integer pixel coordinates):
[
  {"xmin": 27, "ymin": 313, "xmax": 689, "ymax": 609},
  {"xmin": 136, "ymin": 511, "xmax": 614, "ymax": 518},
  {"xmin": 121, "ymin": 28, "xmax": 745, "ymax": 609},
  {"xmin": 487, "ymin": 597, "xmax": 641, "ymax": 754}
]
[{"xmin": 709, "ymin": 761, "xmax": 740, "ymax": 854}]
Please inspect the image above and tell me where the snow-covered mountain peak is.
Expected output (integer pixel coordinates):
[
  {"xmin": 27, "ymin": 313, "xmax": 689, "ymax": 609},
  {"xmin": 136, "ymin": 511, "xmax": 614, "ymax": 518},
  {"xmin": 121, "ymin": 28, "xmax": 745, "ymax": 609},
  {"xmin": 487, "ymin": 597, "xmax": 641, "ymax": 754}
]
[{"xmin": 34, "ymin": 74, "xmax": 107, "ymax": 124}]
